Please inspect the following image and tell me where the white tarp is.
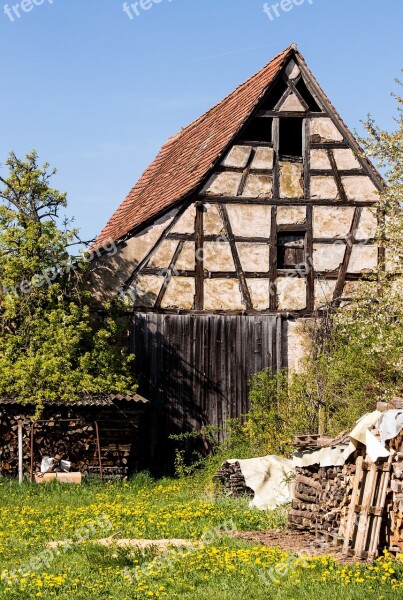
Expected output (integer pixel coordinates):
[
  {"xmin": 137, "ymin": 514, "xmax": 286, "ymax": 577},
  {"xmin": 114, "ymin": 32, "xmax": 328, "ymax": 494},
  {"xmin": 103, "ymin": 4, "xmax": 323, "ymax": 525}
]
[
  {"xmin": 292, "ymin": 442, "xmax": 356, "ymax": 468},
  {"xmin": 378, "ymin": 410, "xmax": 403, "ymax": 445},
  {"xmin": 349, "ymin": 411, "xmax": 383, "ymax": 445},
  {"xmin": 365, "ymin": 429, "xmax": 390, "ymax": 462},
  {"xmin": 293, "ymin": 410, "xmax": 386, "ymax": 468},
  {"xmin": 227, "ymin": 455, "xmax": 294, "ymax": 510},
  {"xmin": 225, "ymin": 410, "xmax": 403, "ymax": 510}
]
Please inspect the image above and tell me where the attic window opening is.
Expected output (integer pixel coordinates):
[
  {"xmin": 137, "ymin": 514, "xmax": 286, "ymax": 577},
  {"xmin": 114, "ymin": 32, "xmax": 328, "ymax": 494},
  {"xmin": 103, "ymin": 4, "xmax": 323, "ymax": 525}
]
[
  {"xmin": 279, "ymin": 118, "xmax": 303, "ymax": 159},
  {"xmin": 295, "ymin": 78, "xmax": 321, "ymax": 112},
  {"xmin": 238, "ymin": 117, "xmax": 272, "ymax": 143},
  {"xmin": 277, "ymin": 232, "xmax": 306, "ymax": 270},
  {"xmin": 260, "ymin": 77, "xmax": 288, "ymax": 110}
]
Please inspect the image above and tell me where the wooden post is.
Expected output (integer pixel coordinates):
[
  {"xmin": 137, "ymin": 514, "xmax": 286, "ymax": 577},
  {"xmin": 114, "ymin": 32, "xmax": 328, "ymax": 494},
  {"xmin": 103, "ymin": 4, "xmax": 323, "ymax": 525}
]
[
  {"xmin": 318, "ymin": 406, "xmax": 326, "ymax": 435},
  {"xmin": 95, "ymin": 421, "xmax": 103, "ymax": 482},
  {"xmin": 30, "ymin": 421, "xmax": 35, "ymax": 483},
  {"xmin": 18, "ymin": 420, "xmax": 23, "ymax": 484},
  {"xmin": 342, "ymin": 456, "xmax": 364, "ymax": 556},
  {"xmin": 276, "ymin": 316, "xmax": 282, "ymax": 374},
  {"xmin": 194, "ymin": 202, "xmax": 205, "ymax": 310}
]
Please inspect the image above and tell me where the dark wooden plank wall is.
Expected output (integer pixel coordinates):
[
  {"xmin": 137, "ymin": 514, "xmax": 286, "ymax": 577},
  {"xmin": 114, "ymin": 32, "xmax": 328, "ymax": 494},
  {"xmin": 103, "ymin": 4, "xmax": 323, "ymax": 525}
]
[{"xmin": 132, "ymin": 313, "xmax": 280, "ymax": 462}]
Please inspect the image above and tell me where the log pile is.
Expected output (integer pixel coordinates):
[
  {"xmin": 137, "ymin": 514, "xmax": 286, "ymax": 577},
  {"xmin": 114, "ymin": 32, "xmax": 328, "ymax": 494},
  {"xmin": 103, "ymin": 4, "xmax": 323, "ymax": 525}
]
[
  {"xmin": 317, "ymin": 464, "xmax": 355, "ymax": 538},
  {"xmin": 390, "ymin": 452, "xmax": 403, "ymax": 552},
  {"xmin": 214, "ymin": 461, "xmax": 254, "ymax": 497},
  {"xmin": 0, "ymin": 404, "xmax": 143, "ymax": 480},
  {"xmin": 289, "ymin": 464, "xmax": 355, "ymax": 537},
  {"xmin": 0, "ymin": 414, "xmax": 31, "ymax": 477},
  {"xmin": 289, "ymin": 416, "xmax": 403, "ymax": 558},
  {"xmin": 289, "ymin": 468, "xmax": 319, "ymax": 529}
]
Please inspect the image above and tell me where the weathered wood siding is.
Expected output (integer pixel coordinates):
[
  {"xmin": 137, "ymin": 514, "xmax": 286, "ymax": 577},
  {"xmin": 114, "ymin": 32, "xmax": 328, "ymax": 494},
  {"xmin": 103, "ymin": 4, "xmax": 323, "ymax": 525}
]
[{"xmin": 132, "ymin": 313, "xmax": 280, "ymax": 458}]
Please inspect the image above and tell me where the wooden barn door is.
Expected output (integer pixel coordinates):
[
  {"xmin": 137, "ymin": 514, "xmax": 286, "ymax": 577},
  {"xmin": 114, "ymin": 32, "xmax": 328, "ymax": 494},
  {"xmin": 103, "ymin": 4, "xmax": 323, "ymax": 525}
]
[{"xmin": 132, "ymin": 313, "xmax": 281, "ymax": 465}]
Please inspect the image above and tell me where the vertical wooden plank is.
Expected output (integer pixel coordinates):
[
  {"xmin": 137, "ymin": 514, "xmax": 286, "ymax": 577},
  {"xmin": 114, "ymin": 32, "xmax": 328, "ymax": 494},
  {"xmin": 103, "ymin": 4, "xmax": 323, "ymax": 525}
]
[
  {"xmin": 342, "ymin": 456, "xmax": 364, "ymax": 556},
  {"xmin": 272, "ymin": 116, "xmax": 280, "ymax": 199},
  {"xmin": 260, "ymin": 317, "xmax": 269, "ymax": 382},
  {"xmin": 18, "ymin": 420, "xmax": 23, "ymax": 484},
  {"xmin": 354, "ymin": 462, "xmax": 378, "ymax": 558},
  {"xmin": 213, "ymin": 316, "xmax": 221, "ymax": 430},
  {"xmin": 188, "ymin": 314, "xmax": 197, "ymax": 429},
  {"xmin": 270, "ymin": 116, "xmax": 280, "ymax": 312},
  {"xmin": 238, "ymin": 317, "xmax": 246, "ymax": 417},
  {"xmin": 368, "ymin": 458, "xmax": 392, "ymax": 561},
  {"xmin": 256, "ymin": 317, "xmax": 263, "ymax": 375},
  {"xmin": 276, "ymin": 316, "xmax": 283, "ymax": 373},
  {"xmin": 176, "ymin": 315, "xmax": 185, "ymax": 431},
  {"xmin": 222, "ymin": 316, "xmax": 229, "ymax": 425},
  {"xmin": 242, "ymin": 317, "xmax": 250, "ymax": 417},
  {"xmin": 94, "ymin": 421, "xmax": 103, "ymax": 483},
  {"xmin": 377, "ymin": 204, "xmax": 386, "ymax": 278},
  {"xmin": 233, "ymin": 316, "xmax": 240, "ymax": 418},
  {"xmin": 269, "ymin": 206, "xmax": 278, "ymax": 311},
  {"xmin": 304, "ymin": 117, "xmax": 314, "ymax": 312},
  {"xmin": 194, "ymin": 202, "xmax": 204, "ymax": 310},
  {"xmin": 219, "ymin": 316, "xmax": 225, "ymax": 428},
  {"xmin": 201, "ymin": 316, "xmax": 209, "ymax": 425}
]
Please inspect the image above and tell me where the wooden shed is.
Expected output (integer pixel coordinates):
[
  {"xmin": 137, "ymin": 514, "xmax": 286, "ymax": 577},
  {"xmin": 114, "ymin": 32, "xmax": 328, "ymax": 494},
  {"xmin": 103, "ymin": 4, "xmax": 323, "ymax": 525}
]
[
  {"xmin": 0, "ymin": 394, "xmax": 149, "ymax": 480},
  {"xmin": 90, "ymin": 44, "xmax": 383, "ymax": 461}
]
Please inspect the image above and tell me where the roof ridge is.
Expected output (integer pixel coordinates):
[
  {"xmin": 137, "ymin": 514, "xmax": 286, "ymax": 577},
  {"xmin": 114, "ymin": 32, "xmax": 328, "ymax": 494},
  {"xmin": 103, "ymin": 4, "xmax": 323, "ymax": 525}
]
[
  {"xmin": 164, "ymin": 44, "xmax": 295, "ymax": 144},
  {"xmin": 92, "ymin": 45, "xmax": 296, "ymax": 250}
]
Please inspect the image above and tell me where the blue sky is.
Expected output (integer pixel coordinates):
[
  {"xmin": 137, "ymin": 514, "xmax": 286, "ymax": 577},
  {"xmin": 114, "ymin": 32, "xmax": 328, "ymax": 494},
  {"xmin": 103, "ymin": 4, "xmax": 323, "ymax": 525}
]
[{"xmin": 1, "ymin": 0, "xmax": 402, "ymax": 242}]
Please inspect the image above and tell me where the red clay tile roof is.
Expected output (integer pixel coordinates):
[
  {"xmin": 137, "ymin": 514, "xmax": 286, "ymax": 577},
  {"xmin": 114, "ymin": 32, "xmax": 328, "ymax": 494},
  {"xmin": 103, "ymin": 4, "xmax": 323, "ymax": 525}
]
[{"xmin": 93, "ymin": 45, "xmax": 295, "ymax": 250}]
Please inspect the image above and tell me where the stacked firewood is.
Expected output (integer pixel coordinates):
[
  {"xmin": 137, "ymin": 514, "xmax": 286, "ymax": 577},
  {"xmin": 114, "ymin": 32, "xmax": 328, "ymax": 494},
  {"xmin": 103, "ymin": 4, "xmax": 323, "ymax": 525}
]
[
  {"xmin": 0, "ymin": 414, "xmax": 31, "ymax": 476},
  {"xmin": 288, "ymin": 467, "xmax": 320, "ymax": 529},
  {"xmin": 214, "ymin": 461, "xmax": 254, "ymax": 497},
  {"xmin": 316, "ymin": 465, "xmax": 355, "ymax": 536},
  {"xmin": 390, "ymin": 453, "xmax": 403, "ymax": 551},
  {"xmin": 289, "ymin": 465, "xmax": 355, "ymax": 535},
  {"xmin": 0, "ymin": 412, "xmax": 132, "ymax": 479}
]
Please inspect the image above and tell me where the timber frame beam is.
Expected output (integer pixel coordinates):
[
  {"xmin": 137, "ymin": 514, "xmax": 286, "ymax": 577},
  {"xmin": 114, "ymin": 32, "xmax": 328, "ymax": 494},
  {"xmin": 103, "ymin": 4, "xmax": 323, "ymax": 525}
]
[
  {"xmin": 218, "ymin": 204, "xmax": 253, "ymax": 310},
  {"xmin": 198, "ymin": 195, "xmax": 378, "ymax": 207},
  {"xmin": 333, "ymin": 207, "xmax": 363, "ymax": 302},
  {"xmin": 194, "ymin": 202, "xmax": 204, "ymax": 310}
]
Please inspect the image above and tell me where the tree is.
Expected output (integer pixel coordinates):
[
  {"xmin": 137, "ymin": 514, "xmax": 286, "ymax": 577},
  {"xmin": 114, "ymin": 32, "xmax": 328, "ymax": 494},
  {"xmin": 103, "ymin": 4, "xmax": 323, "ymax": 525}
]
[
  {"xmin": 297, "ymin": 84, "xmax": 403, "ymax": 434},
  {"xmin": 0, "ymin": 150, "xmax": 136, "ymax": 407}
]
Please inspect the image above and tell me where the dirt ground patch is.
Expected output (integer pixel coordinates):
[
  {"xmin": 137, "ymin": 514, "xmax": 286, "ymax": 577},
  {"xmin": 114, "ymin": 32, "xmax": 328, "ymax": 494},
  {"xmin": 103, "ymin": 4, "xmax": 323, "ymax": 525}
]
[
  {"xmin": 48, "ymin": 537, "xmax": 198, "ymax": 552},
  {"xmin": 231, "ymin": 529, "xmax": 350, "ymax": 562}
]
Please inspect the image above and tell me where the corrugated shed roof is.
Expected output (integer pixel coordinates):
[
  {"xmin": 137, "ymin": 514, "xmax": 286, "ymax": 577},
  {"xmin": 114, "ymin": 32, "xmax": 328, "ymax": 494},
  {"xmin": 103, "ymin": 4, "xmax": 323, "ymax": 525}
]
[
  {"xmin": 0, "ymin": 393, "xmax": 149, "ymax": 407},
  {"xmin": 93, "ymin": 45, "xmax": 294, "ymax": 249}
]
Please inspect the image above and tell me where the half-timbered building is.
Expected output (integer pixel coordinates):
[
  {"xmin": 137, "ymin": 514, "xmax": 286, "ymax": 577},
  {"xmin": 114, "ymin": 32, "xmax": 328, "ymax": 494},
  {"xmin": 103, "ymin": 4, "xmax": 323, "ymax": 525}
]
[{"xmin": 90, "ymin": 44, "xmax": 383, "ymax": 459}]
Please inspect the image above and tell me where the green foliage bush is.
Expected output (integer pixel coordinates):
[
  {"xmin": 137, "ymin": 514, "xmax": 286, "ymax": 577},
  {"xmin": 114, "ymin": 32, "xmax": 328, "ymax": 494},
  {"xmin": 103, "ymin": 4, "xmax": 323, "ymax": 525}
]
[{"xmin": 0, "ymin": 151, "xmax": 136, "ymax": 407}]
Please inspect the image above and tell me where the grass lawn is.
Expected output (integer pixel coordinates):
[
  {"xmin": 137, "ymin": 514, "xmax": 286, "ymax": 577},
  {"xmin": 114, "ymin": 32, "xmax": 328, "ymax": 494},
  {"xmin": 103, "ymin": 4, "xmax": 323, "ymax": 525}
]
[{"xmin": 0, "ymin": 474, "xmax": 402, "ymax": 599}]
